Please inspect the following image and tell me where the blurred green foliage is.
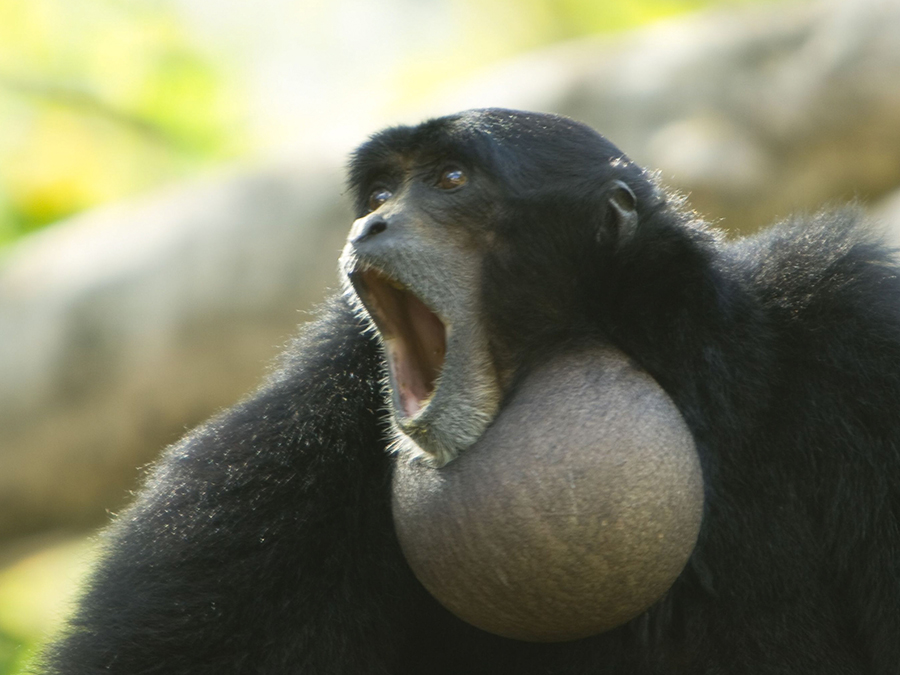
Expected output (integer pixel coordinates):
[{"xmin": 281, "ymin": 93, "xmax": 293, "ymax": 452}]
[
  {"xmin": 0, "ymin": 0, "xmax": 770, "ymax": 249},
  {"xmin": 0, "ymin": 537, "xmax": 95, "ymax": 675},
  {"xmin": 0, "ymin": 0, "xmax": 244, "ymax": 247},
  {"xmin": 464, "ymin": 0, "xmax": 716, "ymax": 52}
]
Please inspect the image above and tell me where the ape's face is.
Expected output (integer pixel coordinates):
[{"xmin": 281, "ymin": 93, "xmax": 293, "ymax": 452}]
[
  {"xmin": 341, "ymin": 109, "xmax": 646, "ymax": 466},
  {"xmin": 341, "ymin": 138, "xmax": 503, "ymax": 467}
]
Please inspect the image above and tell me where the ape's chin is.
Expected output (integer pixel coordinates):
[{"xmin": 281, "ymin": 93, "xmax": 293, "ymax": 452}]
[{"xmin": 389, "ymin": 329, "xmax": 501, "ymax": 468}]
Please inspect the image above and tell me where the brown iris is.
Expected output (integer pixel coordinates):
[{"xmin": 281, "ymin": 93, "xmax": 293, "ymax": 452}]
[
  {"xmin": 367, "ymin": 188, "xmax": 393, "ymax": 212},
  {"xmin": 437, "ymin": 167, "xmax": 467, "ymax": 190}
]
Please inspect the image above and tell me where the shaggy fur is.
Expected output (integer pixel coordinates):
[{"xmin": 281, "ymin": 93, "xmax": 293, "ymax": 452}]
[{"xmin": 43, "ymin": 110, "xmax": 900, "ymax": 674}]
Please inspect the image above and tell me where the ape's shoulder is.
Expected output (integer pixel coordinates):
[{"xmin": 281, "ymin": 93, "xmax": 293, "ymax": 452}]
[
  {"xmin": 95, "ymin": 296, "xmax": 384, "ymax": 547},
  {"xmin": 725, "ymin": 208, "xmax": 900, "ymax": 321},
  {"xmin": 267, "ymin": 295, "xmax": 380, "ymax": 393},
  {"xmin": 163, "ymin": 295, "xmax": 380, "ymax": 469},
  {"xmin": 41, "ymin": 298, "xmax": 408, "ymax": 675}
]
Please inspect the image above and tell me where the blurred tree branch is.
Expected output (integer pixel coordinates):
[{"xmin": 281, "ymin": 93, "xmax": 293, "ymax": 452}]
[{"xmin": 0, "ymin": 72, "xmax": 180, "ymax": 148}]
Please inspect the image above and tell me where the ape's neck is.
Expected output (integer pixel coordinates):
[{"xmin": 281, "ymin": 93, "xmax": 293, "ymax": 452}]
[{"xmin": 602, "ymin": 222, "xmax": 773, "ymax": 443}]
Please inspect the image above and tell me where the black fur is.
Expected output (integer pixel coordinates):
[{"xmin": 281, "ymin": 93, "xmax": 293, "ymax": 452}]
[{"xmin": 43, "ymin": 110, "xmax": 900, "ymax": 674}]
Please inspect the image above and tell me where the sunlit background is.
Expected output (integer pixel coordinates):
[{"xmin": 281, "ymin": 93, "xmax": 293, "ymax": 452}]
[
  {"xmin": 0, "ymin": 0, "xmax": 746, "ymax": 248},
  {"xmin": 6, "ymin": 0, "xmax": 900, "ymax": 671}
]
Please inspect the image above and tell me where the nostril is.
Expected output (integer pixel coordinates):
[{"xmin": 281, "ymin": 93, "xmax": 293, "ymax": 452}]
[
  {"xmin": 353, "ymin": 217, "xmax": 388, "ymax": 243},
  {"xmin": 367, "ymin": 220, "xmax": 387, "ymax": 238}
]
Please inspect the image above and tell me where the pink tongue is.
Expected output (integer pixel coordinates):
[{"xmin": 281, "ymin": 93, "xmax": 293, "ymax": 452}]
[
  {"xmin": 408, "ymin": 291, "xmax": 446, "ymax": 373},
  {"xmin": 388, "ymin": 292, "xmax": 446, "ymax": 419},
  {"xmin": 357, "ymin": 269, "xmax": 446, "ymax": 420},
  {"xmin": 387, "ymin": 338, "xmax": 429, "ymax": 418}
]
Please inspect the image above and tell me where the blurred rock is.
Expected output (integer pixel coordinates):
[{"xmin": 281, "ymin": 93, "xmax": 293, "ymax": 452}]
[
  {"xmin": 0, "ymin": 162, "xmax": 350, "ymax": 536},
  {"xmin": 425, "ymin": 0, "xmax": 900, "ymax": 232},
  {"xmin": 3, "ymin": 0, "xmax": 900, "ymax": 538}
]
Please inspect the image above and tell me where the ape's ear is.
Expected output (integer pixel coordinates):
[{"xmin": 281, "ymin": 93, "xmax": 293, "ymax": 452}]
[{"xmin": 600, "ymin": 180, "xmax": 638, "ymax": 246}]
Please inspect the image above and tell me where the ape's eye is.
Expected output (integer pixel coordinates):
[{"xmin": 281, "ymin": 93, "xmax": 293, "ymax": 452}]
[
  {"xmin": 367, "ymin": 188, "xmax": 393, "ymax": 212},
  {"xmin": 437, "ymin": 167, "xmax": 467, "ymax": 190}
]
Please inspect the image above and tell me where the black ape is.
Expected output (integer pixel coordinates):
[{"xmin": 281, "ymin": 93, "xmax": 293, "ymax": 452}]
[{"xmin": 44, "ymin": 109, "xmax": 900, "ymax": 674}]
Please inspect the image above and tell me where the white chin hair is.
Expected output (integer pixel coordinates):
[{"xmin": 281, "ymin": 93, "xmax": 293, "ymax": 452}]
[{"xmin": 387, "ymin": 426, "xmax": 458, "ymax": 469}]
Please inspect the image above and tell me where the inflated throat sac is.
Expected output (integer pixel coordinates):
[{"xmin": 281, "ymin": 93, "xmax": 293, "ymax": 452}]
[{"xmin": 391, "ymin": 346, "xmax": 703, "ymax": 642}]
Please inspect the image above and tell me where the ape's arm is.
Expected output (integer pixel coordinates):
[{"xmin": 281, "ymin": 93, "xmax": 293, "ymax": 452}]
[{"xmin": 42, "ymin": 298, "xmax": 426, "ymax": 675}]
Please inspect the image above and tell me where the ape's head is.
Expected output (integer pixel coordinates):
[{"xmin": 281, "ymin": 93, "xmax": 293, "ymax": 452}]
[{"xmin": 341, "ymin": 108, "xmax": 660, "ymax": 466}]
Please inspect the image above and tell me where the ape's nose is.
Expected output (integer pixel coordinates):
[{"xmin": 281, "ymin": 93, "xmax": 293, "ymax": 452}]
[{"xmin": 350, "ymin": 215, "xmax": 387, "ymax": 244}]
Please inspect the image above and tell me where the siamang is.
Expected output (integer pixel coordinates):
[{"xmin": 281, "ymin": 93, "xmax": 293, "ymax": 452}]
[{"xmin": 43, "ymin": 109, "xmax": 900, "ymax": 674}]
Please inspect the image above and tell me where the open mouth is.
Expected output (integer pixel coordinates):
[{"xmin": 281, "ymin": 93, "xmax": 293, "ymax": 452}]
[{"xmin": 352, "ymin": 268, "xmax": 447, "ymax": 420}]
